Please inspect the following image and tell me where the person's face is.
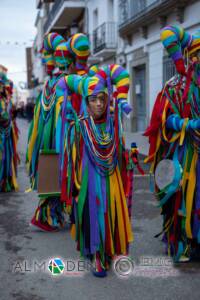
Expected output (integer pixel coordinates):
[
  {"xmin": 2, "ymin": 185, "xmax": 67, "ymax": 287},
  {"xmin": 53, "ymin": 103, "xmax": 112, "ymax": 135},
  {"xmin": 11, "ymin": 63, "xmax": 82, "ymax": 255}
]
[
  {"xmin": 87, "ymin": 92, "xmax": 108, "ymax": 120},
  {"xmin": 190, "ymin": 50, "xmax": 200, "ymax": 64}
]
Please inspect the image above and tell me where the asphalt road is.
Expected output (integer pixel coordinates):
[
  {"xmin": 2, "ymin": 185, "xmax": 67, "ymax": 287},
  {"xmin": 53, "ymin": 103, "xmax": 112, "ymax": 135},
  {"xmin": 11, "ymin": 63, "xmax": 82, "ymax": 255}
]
[{"xmin": 0, "ymin": 118, "xmax": 200, "ymax": 300}]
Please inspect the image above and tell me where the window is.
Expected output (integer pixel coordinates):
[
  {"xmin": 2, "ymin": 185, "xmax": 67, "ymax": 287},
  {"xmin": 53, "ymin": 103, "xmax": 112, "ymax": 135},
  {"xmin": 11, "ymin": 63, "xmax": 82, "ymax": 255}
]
[
  {"xmin": 119, "ymin": 0, "xmax": 129, "ymax": 24},
  {"xmin": 131, "ymin": 0, "xmax": 146, "ymax": 16},
  {"xmin": 93, "ymin": 8, "xmax": 98, "ymax": 29},
  {"xmin": 163, "ymin": 56, "xmax": 176, "ymax": 84},
  {"xmin": 108, "ymin": 0, "xmax": 114, "ymax": 21}
]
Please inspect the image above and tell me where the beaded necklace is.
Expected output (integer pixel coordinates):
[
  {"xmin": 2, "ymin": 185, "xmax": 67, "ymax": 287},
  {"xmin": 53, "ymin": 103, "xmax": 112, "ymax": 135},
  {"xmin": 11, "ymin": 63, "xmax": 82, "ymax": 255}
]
[
  {"xmin": 79, "ymin": 116, "xmax": 117, "ymax": 175},
  {"xmin": 41, "ymin": 73, "xmax": 63, "ymax": 122}
]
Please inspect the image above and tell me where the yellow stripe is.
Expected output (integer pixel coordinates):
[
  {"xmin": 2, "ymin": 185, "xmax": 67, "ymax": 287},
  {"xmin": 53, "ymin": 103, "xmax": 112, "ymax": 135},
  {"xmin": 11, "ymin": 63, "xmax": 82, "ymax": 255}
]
[
  {"xmin": 47, "ymin": 35, "xmax": 51, "ymax": 49},
  {"xmin": 11, "ymin": 160, "xmax": 19, "ymax": 191},
  {"xmin": 185, "ymin": 151, "xmax": 198, "ymax": 238},
  {"xmin": 70, "ymin": 224, "xmax": 76, "ymax": 240},
  {"xmin": 55, "ymin": 96, "xmax": 63, "ymax": 124},
  {"xmin": 109, "ymin": 173, "xmax": 116, "ymax": 237},
  {"xmin": 72, "ymin": 143, "xmax": 81, "ymax": 190},
  {"xmin": 109, "ymin": 168, "xmax": 133, "ymax": 254},
  {"xmin": 47, "ymin": 206, "xmax": 52, "ymax": 225},
  {"xmin": 179, "ymin": 118, "xmax": 189, "ymax": 145},
  {"xmin": 111, "ymin": 64, "xmax": 118, "ymax": 74},
  {"xmin": 27, "ymin": 103, "xmax": 41, "ymax": 164},
  {"xmin": 116, "ymin": 167, "xmax": 134, "ymax": 243},
  {"xmin": 181, "ymin": 152, "xmax": 189, "ymax": 193},
  {"xmin": 36, "ymin": 210, "xmax": 40, "ymax": 221},
  {"xmin": 162, "ymin": 100, "xmax": 181, "ymax": 143},
  {"xmin": 117, "ymin": 78, "xmax": 129, "ymax": 87},
  {"xmin": 118, "ymin": 93, "xmax": 128, "ymax": 99}
]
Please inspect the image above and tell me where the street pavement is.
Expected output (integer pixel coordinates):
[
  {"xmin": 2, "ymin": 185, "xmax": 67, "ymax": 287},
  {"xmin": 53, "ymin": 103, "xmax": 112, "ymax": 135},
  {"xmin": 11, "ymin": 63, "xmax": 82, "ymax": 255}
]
[{"xmin": 0, "ymin": 118, "xmax": 200, "ymax": 300}]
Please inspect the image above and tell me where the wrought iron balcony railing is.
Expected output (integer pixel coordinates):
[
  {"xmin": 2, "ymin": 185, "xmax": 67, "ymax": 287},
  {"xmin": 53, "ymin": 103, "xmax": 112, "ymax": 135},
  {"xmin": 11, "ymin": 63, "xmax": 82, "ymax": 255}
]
[
  {"xmin": 43, "ymin": 0, "xmax": 63, "ymax": 33},
  {"xmin": 43, "ymin": 0, "xmax": 85, "ymax": 33},
  {"xmin": 93, "ymin": 22, "xmax": 117, "ymax": 55},
  {"xmin": 119, "ymin": 0, "xmax": 169, "ymax": 27}
]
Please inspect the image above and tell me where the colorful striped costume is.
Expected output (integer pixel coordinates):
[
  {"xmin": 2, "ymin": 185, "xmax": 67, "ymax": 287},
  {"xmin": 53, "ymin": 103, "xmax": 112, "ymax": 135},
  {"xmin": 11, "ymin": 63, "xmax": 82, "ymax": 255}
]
[
  {"xmin": 0, "ymin": 72, "xmax": 19, "ymax": 192},
  {"xmin": 27, "ymin": 33, "xmax": 90, "ymax": 230},
  {"xmin": 145, "ymin": 25, "xmax": 200, "ymax": 261},
  {"xmin": 57, "ymin": 65, "xmax": 134, "ymax": 273},
  {"xmin": 27, "ymin": 33, "xmax": 68, "ymax": 229}
]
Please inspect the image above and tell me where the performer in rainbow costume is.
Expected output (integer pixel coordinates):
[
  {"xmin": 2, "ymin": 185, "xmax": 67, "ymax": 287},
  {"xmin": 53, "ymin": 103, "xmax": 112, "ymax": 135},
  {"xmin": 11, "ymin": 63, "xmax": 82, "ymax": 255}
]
[
  {"xmin": 56, "ymin": 64, "xmax": 137, "ymax": 277},
  {"xmin": 144, "ymin": 25, "xmax": 200, "ymax": 261},
  {"xmin": 0, "ymin": 71, "xmax": 19, "ymax": 192},
  {"xmin": 27, "ymin": 32, "xmax": 90, "ymax": 231}
]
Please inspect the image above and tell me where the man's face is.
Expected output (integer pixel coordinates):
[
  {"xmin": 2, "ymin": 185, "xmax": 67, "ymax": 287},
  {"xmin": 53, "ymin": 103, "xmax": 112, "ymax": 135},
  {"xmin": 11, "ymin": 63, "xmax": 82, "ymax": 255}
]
[
  {"xmin": 190, "ymin": 50, "xmax": 200, "ymax": 64},
  {"xmin": 87, "ymin": 92, "xmax": 108, "ymax": 120}
]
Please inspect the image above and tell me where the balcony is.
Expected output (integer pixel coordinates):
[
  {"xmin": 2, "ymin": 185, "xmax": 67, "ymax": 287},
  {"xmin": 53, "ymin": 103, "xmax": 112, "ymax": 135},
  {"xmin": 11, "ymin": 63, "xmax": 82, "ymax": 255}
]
[
  {"xmin": 36, "ymin": 0, "xmax": 54, "ymax": 9},
  {"xmin": 43, "ymin": 0, "xmax": 85, "ymax": 33},
  {"xmin": 93, "ymin": 22, "xmax": 117, "ymax": 58},
  {"xmin": 118, "ymin": 0, "xmax": 191, "ymax": 38}
]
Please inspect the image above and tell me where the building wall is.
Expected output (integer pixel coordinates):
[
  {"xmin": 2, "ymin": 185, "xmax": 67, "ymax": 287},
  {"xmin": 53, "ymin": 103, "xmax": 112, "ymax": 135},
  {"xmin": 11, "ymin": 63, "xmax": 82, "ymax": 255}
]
[
  {"xmin": 87, "ymin": 0, "xmax": 116, "ymax": 33},
  {"xmin": 26, "ymin": 47, "xmax": 33, "ymax": 89},
  {"xmin": 31, "ymin": 0, "xmax": 200, "ymax": 132},
  {"xmin": 33, "ymin": 10, "xmax": 45, "ymax": 85},
  {"xmin": 120, "ymin": 0, "xmax": 200, "ymax": 132},
  {"xmin": 29, "ymin": 5, "xmax": 47, "ymax": 102},
  {"xmin": 86, "ymin": 0, "xmax": 117, "ymax": 55}
]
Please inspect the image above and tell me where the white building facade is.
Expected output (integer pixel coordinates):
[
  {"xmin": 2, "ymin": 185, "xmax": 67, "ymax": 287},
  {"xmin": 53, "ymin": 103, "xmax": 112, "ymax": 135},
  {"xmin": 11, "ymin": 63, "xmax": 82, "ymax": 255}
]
[
  {"xmin": 31, "ymin": 0, "xmax": 200, "ymax": 132},
  {"xmin": 117, "ymin": 0, "xmax": 200, "ymax": 132}
]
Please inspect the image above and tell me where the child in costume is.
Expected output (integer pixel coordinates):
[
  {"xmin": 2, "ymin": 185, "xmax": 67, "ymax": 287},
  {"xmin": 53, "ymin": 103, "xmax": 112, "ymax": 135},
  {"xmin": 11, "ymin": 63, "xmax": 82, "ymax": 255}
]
[
  {"xmin": 57, "ymin": 64, "xmax": 136, "ymax": 277},
  {"xmin": 144, "ymin": 25, "xmax": 200, "ymax": 262},
  {"xmin": 0, "ymin": 72, "xmax": 19, "ymax": 192},
  {"xmin": 27, "ymin": 33, "xmax": 90, "ymax": 232}
]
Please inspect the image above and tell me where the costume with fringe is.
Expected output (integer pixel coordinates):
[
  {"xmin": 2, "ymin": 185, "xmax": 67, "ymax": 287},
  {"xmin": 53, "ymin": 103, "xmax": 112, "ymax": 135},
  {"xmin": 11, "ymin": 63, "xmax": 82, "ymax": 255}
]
[
  {"xmin": 27, "ymin": 33, "xmax": 90, "ymax": 229},
  {"xmin": 144, "ymin": 25, "xmax": 200, "ymax": 261},
  {"xmin": 0, "ymin": 72, "xmax": 19, "ymax": 192},
  {"xmin": 27, "ymin": 33, "xmax": 68, "ymax": 229},
  {"xmin": 57, "ymin": 65, "xmax": 136, "ymax": 269}
]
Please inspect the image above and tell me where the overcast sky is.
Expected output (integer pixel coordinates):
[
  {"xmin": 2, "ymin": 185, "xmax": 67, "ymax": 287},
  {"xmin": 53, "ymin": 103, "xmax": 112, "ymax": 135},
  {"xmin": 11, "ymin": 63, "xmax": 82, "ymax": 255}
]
[{"xmin": 0, "ymin": 0, "xmax": 37, "ymax": 88}]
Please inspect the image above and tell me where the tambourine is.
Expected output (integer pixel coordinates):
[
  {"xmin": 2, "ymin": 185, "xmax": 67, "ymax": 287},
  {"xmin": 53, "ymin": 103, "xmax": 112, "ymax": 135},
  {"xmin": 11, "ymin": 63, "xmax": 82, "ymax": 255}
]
[{"xmin": 155, "ymin": 159, "xmax": 182, "ymax": 191}]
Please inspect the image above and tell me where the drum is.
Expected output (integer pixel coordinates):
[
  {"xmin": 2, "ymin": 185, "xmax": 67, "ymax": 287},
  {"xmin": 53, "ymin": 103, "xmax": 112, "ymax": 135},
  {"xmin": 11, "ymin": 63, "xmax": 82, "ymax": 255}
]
[
  {"xmin": 37, "ymin": 150, "xmax": 61, "ymax": 197},
  {"xmin": 155, "ymin": 159, "xmax": 182, "ymax": 191}
]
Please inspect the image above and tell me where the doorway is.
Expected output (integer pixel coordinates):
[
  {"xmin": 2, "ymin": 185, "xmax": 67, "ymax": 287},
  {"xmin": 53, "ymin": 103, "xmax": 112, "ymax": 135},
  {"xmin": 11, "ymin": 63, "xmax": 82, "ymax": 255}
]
[{"xmin": 134, "ymin": 64, "xmax": 147, "ymax": 132}]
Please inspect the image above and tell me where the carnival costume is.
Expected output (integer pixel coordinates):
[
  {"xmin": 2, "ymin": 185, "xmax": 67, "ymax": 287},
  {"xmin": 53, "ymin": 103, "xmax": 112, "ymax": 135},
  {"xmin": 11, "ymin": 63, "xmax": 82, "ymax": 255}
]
[
  {"xmin": 27, "ymin": 33, "xmax": 90, "ymax": 231},
  {"xmin": 144, "ymin": 25, "xmax": 200, "ymax": 261},
  {"xmin": 56, "ymin": 64, "xmax": 136, "ymax": 276},
  {"xmin": 27, "ymin": 32, "xmax": 68, "ymax": 231},
  {"xmin": 0, "ymin": 72, "xmax": 19, "ymax": 192}
]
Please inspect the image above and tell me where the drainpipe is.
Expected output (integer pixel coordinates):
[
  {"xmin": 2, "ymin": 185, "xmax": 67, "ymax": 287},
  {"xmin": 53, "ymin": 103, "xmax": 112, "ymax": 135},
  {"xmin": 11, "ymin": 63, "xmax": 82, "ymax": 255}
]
[{"xmin": 85, "ymin": 0, "xmax": 89, "ymax": 34}]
